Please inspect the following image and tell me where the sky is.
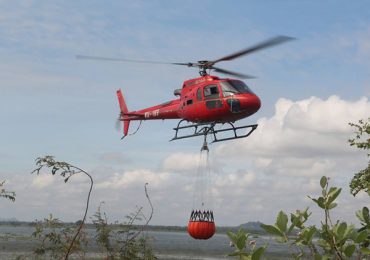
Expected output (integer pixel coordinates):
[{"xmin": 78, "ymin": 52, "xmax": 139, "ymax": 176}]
[{"xmin": 0, "ymin": 1, "xmax": 369, "ymax": 227}]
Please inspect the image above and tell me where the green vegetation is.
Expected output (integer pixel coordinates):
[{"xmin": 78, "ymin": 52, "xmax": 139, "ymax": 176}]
[
  {"xmin": 228, "ymin": 176, "xmax": 369, "ymax": 259},
  {"xmin": 29, "ymin": 156, "xmax": 156, "ymax": 259},
  {"xmin": 227, "ymin": 228, "xmax": 266, "ymax": 260},
  {"xmin": 92, "ymin": 201, "xmax": 157, "ymax": 260},
  {"xmin": 0, "ymin": 180, "xmax": 15, "ymax": 201},
  {"xmin": 228, "ymin": 118, "xmax": 370, "ymax": 259},
  {"xmin": 32, "ymin": 156, "xmax": 94, "ymax": 260},
  {"xmin": 28, "ymin": 205, "xmax": 157, "ymax": 260},
  {"xmin": 349, "ymin": 118, "xmax": 370, "ymax": 196},
  {"xmin": 261, "ymin": 176, "xmax": 369, "ymax": 259},
  {"xmin": 32, "ymin": 214, "xmax": 88, "ymax": 259}
]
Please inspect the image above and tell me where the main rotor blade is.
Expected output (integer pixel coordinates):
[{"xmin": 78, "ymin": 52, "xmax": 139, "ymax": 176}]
[
  {"xmin": 76, "ymin": 55, "xmax": 191, "ymax": 66},
  {"xmin": 209, "ymin": 35, "xmax": 295, "ymax": 65},
  {"xmin": 212, "ymin": 66, "xmax": 255, "ymax": 79}
]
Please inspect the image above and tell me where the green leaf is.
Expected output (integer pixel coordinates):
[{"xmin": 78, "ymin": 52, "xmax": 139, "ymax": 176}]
[
  {"xmin": 361, "ymin": 247, "xmax": 370, "ymax": 254},
  {"xmin": 355, "ymin": 230, "xmax": 368, "ymax": 243},
  {"xmin": 303, "ymin": 208, "xmax": 311, "ymax": 219},
  {"xmin": 237, "ymin": 228, "xmax": 248, "ymax": 238},
  {"xmin": 290, "ymin": 214, "xmax": 299, "ymax": 226},
  {"xmin": 320, "ymin": 176, "xmax": 327, "ymax": 189},
  {"xmin": 356, "ymin": 209, "xmax": 365, "ymax": 222},
  {"xmin": 344, "ymin": 244, "xmax": 355, "ymax": 257},
  {"xmin": 320, "ymin": 255, "xmax": 330, "ymax": 260},
  {"xmin": 303, "ymin": 226, "xmax": 316, "ymax": 243},
  {"xmin": 317, "ymin": 197, "xmax": 325, "ymax": 209},
  {"xmin": 260, "ymin": 224, "xmax": 285, "ymax": 237},
  {"xmin": 276, "ymin": 237, "xmax": 288, "ymax": 243},
  {"xmin": 343, "ymin": 224, "xmax": 355, "ymax": 241},
  {"xmin": 327, "ymin": 203, "xmax": 337, "ymax": 209},
  {"xmin": 309, "ymin": 196, "xmax": 326, "ymax": 209},
  {"xmin": 228, "ymin": 252, "xmax": 241, "ymax": 257},
  {"xmin": 52, "ymin": 166, "xmax": 58, "ymax": 175},
  {"xmin": 327, "ymin": 188, "xmax": 341, "ymax": 206},
  {"xmin": 327, "ymin": 186, "xmax": 336, "ymax": 195},
  {"xmin": 251, "ymin": 247, "xmax": 265, "ymax": 260},
  {"xmin": 363, "ymin": 207, "xmax": 370, "ymax": 223},
  {"xmin": 276, "ymin": 211, "xmax": 288, "ymax": 233},
  {"xmin": 336, "ymin": 222, "xmax": 347, "ymax": 240},
  {"xmin": 227, "ymin": 231, "xmax": 237, "ymax": 245},
  {"xmin": 236, "ymin": 234, "xmax": 247, "ymax": 251}
]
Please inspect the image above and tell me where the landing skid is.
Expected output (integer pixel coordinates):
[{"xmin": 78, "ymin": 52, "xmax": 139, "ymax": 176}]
[{"xmin": 170, "ymin": 120, "xmax": 258, "ymax": 143}]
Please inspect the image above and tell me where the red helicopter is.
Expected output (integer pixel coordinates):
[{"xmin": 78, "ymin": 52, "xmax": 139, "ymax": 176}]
[{"xmin": 77, "ymin": 36, "xmax": 294, "ymax": 143}]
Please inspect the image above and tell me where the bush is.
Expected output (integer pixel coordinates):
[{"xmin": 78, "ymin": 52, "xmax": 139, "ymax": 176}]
[{"xmin": 261, "ymin": 176, "xmax": 370, "ymax": 259}]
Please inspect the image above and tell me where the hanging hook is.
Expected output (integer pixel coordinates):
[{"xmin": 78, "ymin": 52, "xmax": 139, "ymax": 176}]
[{"xmin": 201, "ymin": 134, "xmax": 209, "ymax": 152}]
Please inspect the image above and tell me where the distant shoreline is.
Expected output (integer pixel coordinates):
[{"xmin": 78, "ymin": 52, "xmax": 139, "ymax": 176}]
[
  {"xmin": 0, "ymin": 220, "xmax": 268, "ymax": 235},
  {"xmin": 0, "ymin": 224, "xmax": 290, "ymax": 259}
]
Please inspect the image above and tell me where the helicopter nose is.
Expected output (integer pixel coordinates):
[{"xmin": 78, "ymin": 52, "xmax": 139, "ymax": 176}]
[{"xmin": 239, "ymin": 94, "xmax": 261, "ymax": 115}]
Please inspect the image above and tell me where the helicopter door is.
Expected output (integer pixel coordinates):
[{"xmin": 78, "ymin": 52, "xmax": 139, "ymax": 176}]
[
  {"xmin": 193, "ymin": 87, "xmax": 203, "ymax": 120},
  {"xmin": 204, "ymin": 84, "xmax": 223, "ymax": 109}
]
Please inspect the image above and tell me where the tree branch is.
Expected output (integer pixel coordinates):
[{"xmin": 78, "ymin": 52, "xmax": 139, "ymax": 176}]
[{"xmin": 32, "ymin": 156, "xmax": 94, "ymax": 260}]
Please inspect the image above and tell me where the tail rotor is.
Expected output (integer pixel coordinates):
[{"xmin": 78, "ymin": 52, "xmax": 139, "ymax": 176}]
[{"xmin": 115, "ymin": 113, "xmax": 122, "ymax": 132}]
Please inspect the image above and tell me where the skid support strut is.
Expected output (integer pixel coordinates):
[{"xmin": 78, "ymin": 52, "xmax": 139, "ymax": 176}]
[{"xmin": 170, "ymin": 120, "xmax": 258, "ymax": 143}]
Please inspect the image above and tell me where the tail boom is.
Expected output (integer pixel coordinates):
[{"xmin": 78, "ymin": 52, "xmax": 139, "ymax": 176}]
[{"xmin": 116, "ymin": 88, "xmax": 181, "ymax": 139}]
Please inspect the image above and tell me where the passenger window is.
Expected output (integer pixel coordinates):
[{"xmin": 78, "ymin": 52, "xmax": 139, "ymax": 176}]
[
  {"xmin": 196, "ymin": 88, "xmax": 202, "ymax": 101},
  {"xmin": 204, "ymin": 85, "xmax": 220, "ymax": 100}
]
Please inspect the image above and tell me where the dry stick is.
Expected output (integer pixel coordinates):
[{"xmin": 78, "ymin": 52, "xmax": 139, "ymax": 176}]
[
  {"xmin": 323, "ymin": 181, "xmax": 343, "ymax": 260},
  {"xmin": 128, "ymin": 183, "xmax": 154, "ymax": 243},
  {"xmin": 64, "ymin": 166, "xmax": 94, "ymax": 260},
  {"xmin": 144, "ymin": 183, "xmax": 154, "ymax": 225},
  {"xmin": 327, "ymin": 211, "xmax": 343, "ymax": 260}
]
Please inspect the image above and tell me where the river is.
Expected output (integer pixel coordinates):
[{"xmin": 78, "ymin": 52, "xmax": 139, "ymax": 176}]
[{"xmin": 0, "ymin": 225, "xmax": 290, "ymax": 259}]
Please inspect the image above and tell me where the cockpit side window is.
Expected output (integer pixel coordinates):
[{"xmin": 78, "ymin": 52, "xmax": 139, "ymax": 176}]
[
  {"xmin": 220, "ymin": 81, "xmax": 254, "ymax": 96},
  {"xmin": 196, "ymin": 88, "xmax": 202, "ymax": 101},
  {"xmin": 204, "ymin": 84, "xmax": 220, "ymax": 100}
]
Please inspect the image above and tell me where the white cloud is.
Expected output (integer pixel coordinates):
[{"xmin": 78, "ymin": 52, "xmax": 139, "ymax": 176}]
[
  {"xmin": 210, "ymin": 95, "xmax": 370, "ymax": 225},
  {"xmin": 31, "ymin": 174, "xmax": 55, "ymax": 189},
  {"xmin": 162, "ymin": 152, "xmax": 201, "ymax": 174},
  {"xmin": 216, "ymin": 95, "xmax": 370, "ymax": 159},
  {"xmin": 282, "ymin": 96, "xmax": 369, "ymax": 133},
  {"xmin": 214, "ymin": 171, "xmax": 255, "ymax": 191},
  {"xmin": 96, "ymin": 169, "xmax": 170, "ymax": 189}
]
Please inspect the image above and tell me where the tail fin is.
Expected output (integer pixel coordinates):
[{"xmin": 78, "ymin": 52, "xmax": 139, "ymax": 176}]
[{"xmin": 116, "ymin": 89, "xmax": 130, "ymax": 138}]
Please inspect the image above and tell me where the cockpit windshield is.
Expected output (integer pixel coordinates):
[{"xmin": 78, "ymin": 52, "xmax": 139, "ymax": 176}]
[{"xmin": 220, "ymin": 80, "xmax": 254, "ymax": 97}]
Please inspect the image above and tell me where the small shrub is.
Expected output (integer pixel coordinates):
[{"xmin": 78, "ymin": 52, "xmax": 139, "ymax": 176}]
[
  {"xmin": 261, "ymin": 176, "xmax": 370, "ymax": 259},
  {"xmin": 91, "ymin": 184, "xmax": 157, "ymax": 259},
  {"xmin": 32, "ymin": 214, "xmax": 88, "ymax": 259},
  {"xmin": 227, "ymin": 228, "xmax": 266, "ymax": 260}
]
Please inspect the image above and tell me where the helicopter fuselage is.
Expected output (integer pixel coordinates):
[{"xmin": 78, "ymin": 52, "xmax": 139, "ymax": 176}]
[
  {"xmin": 78, "ymin": 35, "xmax": 294, "ymax": 141},
  {"xmin": 117, "ymin": 75, "xmax": 261, "ymax": 137}
]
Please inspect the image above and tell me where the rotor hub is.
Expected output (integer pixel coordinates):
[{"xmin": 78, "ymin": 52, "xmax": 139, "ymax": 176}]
[{"xmin": 197, "ymin": 61, "xmax": 212, "ymax": 76}]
